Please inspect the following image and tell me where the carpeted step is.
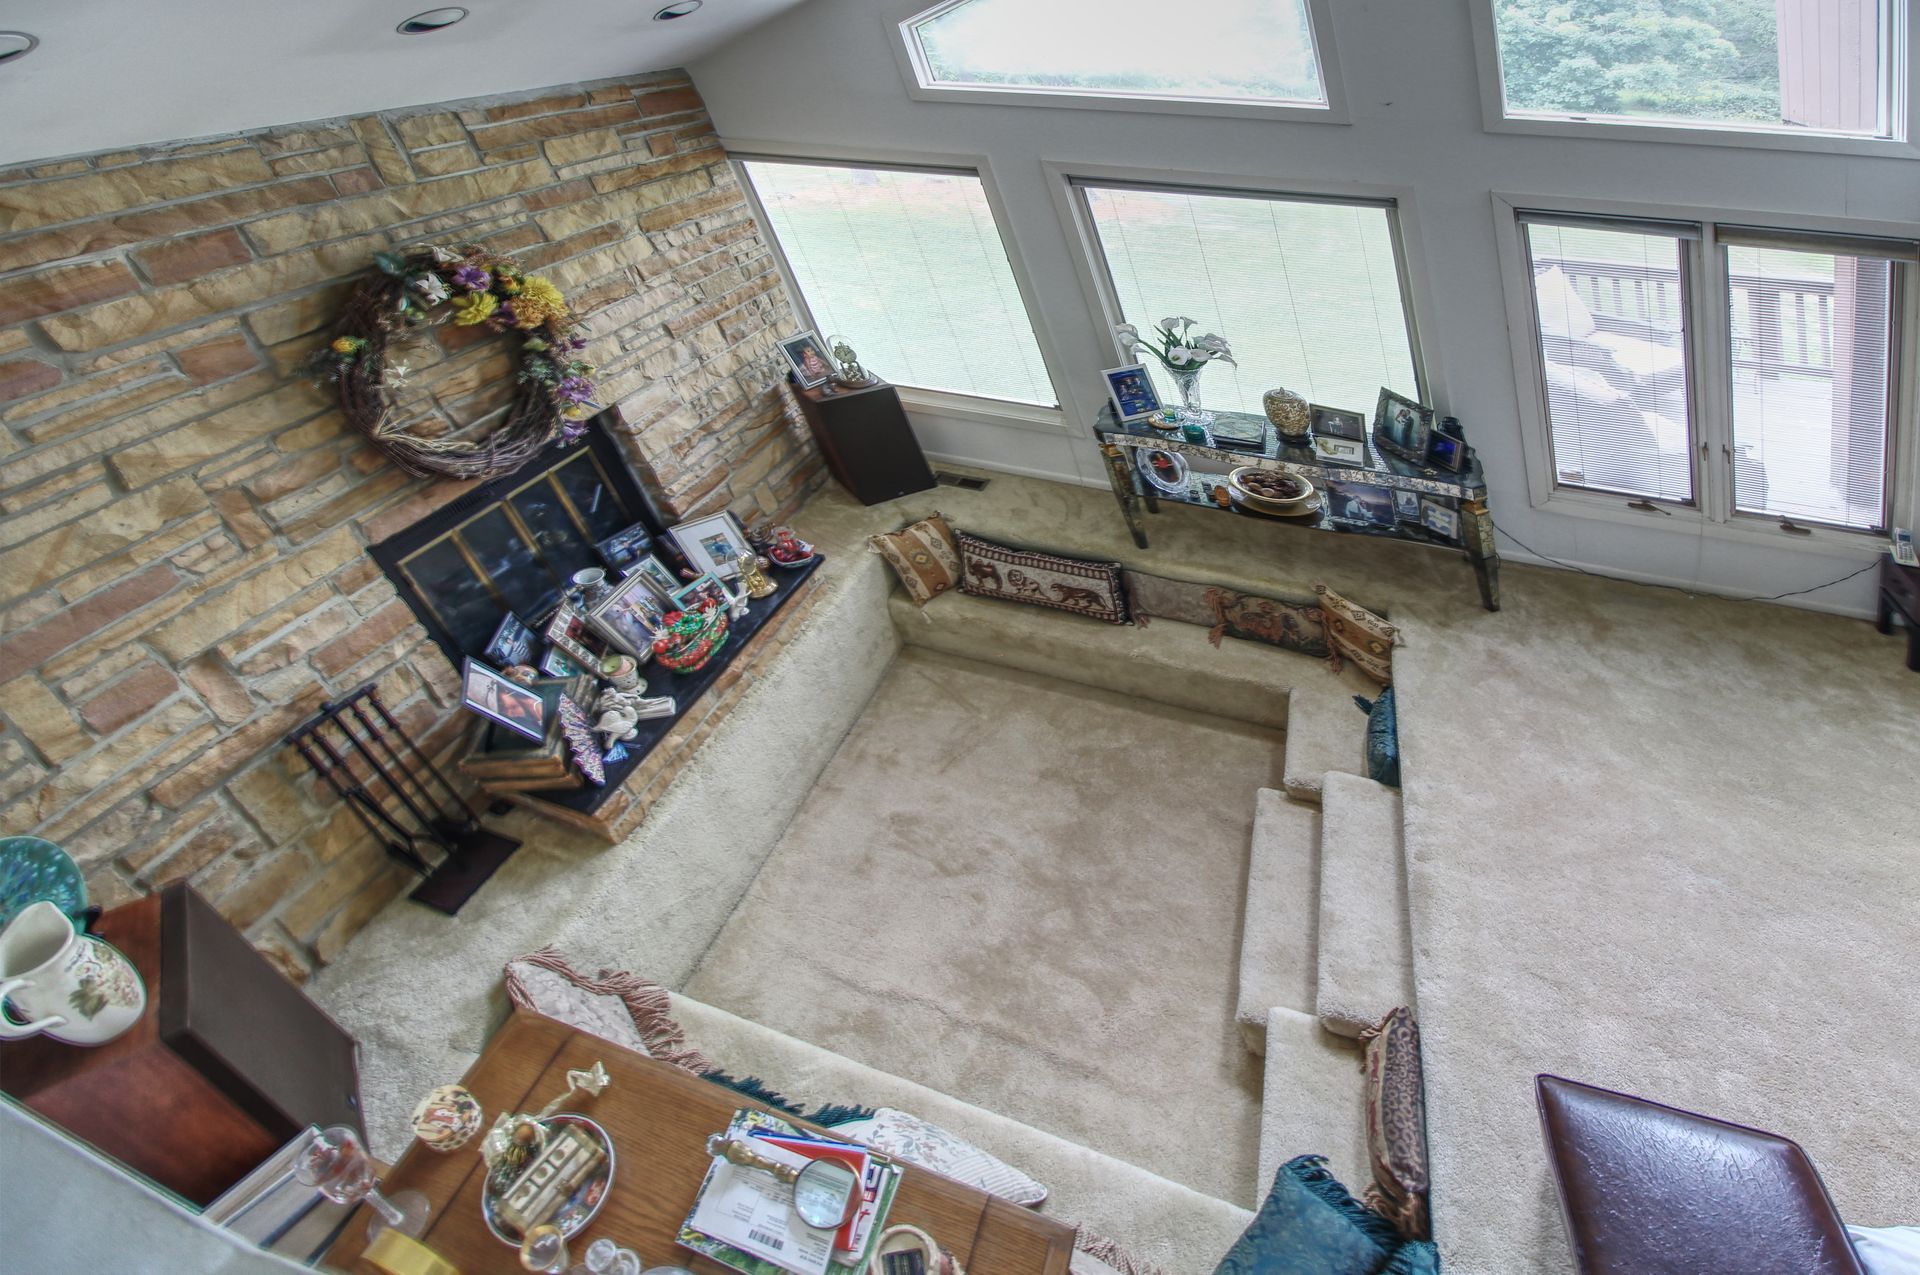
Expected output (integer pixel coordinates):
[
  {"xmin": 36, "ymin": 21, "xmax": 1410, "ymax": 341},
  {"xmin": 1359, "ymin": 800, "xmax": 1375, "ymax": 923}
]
[
  {"xmin": 889, "ymin": 589, "xmax": 1293, "ymax": 729},
  {"xmin": 1235, "ymin": 788, "xmax": 1321, "ymax": 1054},
  {"xmin": 1315, "ymin": 772, "xmax": 1415, "ymax": 1038},
  {"xmin": 1258, "ymin": 1006, "xmax": 1370, "ymax": 1198},
  {"xmin": 1280, "ymin": 666, "xmax": 1380, "ymax": 803}
]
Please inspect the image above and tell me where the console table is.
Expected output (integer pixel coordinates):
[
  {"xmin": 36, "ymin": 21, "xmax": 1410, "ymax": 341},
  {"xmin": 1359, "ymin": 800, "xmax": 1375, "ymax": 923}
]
[
  {"xmin": 323, "ymin": 1011, "xmax": 1074, "ymax": 1273},
  {"xmin": 1876, "ymin": 553, "xmax": 1919, "ymax": 671},
  {"xmin": 1093, "ymin": 406, "xmax": 1501, "ymax": 611}
]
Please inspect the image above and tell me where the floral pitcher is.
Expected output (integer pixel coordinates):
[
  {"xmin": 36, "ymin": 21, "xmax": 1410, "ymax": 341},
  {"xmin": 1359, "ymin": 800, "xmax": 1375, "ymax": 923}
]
[{"xmin": 0, "ymin": 900, "xmax": 146, "ymax": 1045}]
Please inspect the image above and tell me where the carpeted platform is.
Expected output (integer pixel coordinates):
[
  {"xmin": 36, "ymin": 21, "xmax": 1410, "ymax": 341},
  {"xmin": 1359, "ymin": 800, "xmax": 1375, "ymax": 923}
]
[{"xmin": 684, "ymin": 648, "xmax": 1282, "ymax": 1206}]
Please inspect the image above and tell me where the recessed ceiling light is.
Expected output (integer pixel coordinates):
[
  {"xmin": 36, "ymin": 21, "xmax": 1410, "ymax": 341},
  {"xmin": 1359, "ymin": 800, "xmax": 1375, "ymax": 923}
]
[
  {"xmin": 0, "ymin": 32, "xmax": 39, "ymax": 64},
  {"xmin": 654, "ymin": 1, "xmax": 703, "ymax": 18},
  {"xmin": 397, "ymin": 7, "xmax": 469, "ymax": 35}
]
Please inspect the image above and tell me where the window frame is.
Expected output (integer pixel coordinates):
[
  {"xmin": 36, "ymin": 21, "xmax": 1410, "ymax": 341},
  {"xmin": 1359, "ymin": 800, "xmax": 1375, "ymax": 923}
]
[
  {"xmin": 730, "ymin": 142, "xmax": 1071, "ymax": 429},
  {"xmin": 1465, "ymin": 0, "xmax": 1919, "ymax": 160},
  {"xmin": 1048, "ymin": 163, "xmax": 1438, "ymax": 429},
  {"xmin": 885, "ymin": 0, "xmax": 1352, "ymax": 125},
  {"xmin": 1494, "ymin": 193, "xmax": 1920, "ymax": 554}
]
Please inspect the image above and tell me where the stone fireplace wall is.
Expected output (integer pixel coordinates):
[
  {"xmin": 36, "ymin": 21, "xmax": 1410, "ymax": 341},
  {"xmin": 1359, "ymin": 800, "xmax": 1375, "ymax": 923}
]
[{"xmin": 0, "ymin": 72, "xmax": 823, "ymax": 978}]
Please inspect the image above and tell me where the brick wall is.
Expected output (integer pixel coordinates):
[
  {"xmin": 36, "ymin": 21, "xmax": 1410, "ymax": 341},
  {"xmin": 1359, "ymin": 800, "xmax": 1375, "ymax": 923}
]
[{"xmin": 0, "ymin": 72, "xmax": 824, "ymax": 979}]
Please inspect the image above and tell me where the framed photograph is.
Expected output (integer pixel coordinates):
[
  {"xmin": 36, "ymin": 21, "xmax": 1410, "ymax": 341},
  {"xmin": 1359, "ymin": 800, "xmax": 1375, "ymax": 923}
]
[
  {"xmin": 542, "ymin": 601, "xmax": 604, "ymax": 672},
  {"xmin": 483, "ymin": 612, "xmax": 535, "ymax": 667},
  {"xmin": 1393, "ymin": 488, "xmax": 1421, "ymax": 522},
  {"xmin": 596, "ymin": 524, "xmax": 655, "ymax": 574},
  {"xmin": 1311, "ymin": 435, "xmax": 1370, "ymax": 467},
  {"xmin": 461, "ymin": 657, "xmax": 547, "ymax": 742},
  {"xmin": 586, "ymin": 571, "xmax": 671, "ymax": 659},
  {"xmin": 1102, "ymin": 364, "xmax": 1163, "ymax": 423},
  {"xmin": 670, "ymin": 512, "xmax": 753, "ymax": 581},
  {"xmin": 1309, "ymin": 404, "xmax": 1367, "ymax": 441},
  {"xmin": 539, "ymin": 646, "xmax": 583, "ymax": 678},
  {"xmin": 778, "ymin": 331, "xmax": 835, "ymax": 388},
  {"xmin": 627, "ymin": 553, "xmax": 681, "ymax": 598},
  {"xmin": 1373, "ymin": 388, "xmax": 1434, "ymax": 463},
  {"xmin": 1420, "ymin": 496, "xmax": 1461, "ymax": 541},
  {"xmin": 1323, "ymin": 479, "xmax": 1399, "ymax": 530},
  {"xmin": 672, "ymin": 572, "xmax": 727, "ymax": 613},
  {"xmin": 1426, "ymin": 430, "xmax": 1467, "ymax": 474}
]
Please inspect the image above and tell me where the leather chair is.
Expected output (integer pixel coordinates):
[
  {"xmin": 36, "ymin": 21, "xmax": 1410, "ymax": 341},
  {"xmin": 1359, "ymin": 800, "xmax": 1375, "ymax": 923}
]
[{"xmin": 1535, "ymin": 1075, "xmax": 1865, "ymax": 1275}]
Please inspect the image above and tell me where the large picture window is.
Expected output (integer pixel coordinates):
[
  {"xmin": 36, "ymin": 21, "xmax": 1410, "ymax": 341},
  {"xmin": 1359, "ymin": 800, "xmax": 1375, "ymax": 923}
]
[
  {"xmin": 1509, "ymin": 206, "xmax": 1914, "ymax": 537},
  {"xmin": 1483, "ymin": 0, "xmax": 1904, "ymax": 143},
  {"xmin": 740, "ymin": 159, "xmax": 1056, "ymax": 407},
  {"xmin": 1076, "ymin": 182, "xmax": 1422, "ymax": 420}
]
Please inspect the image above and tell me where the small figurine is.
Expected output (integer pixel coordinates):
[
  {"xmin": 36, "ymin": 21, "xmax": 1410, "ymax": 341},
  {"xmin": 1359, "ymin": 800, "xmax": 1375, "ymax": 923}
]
[{"xmin": 827, "ymin": 335, "xmax": 871, "ymax": 387}]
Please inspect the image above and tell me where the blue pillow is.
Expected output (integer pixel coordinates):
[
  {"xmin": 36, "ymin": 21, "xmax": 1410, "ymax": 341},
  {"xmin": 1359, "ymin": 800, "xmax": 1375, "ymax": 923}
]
[
  {"xmin": 1216, "ymin": 1156, "xmax": 1441, "ymax": 1274},
  {"xmin": 1354, "ymin": 688, "xmax": 1401, "ymax": 788}
]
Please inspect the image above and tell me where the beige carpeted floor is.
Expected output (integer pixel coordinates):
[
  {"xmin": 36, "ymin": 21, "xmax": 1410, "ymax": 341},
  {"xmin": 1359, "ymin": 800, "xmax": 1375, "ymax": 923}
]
[{"xmin": 684, "ymin": 647, "xmax": 1279, "ymax": 1206}]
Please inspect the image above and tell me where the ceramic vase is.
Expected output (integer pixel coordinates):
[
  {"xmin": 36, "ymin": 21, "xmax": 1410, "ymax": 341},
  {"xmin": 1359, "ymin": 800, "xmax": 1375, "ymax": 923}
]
[{"xmin": 0, "ymin": 900, "xmax": 146, "ymax": 1046}]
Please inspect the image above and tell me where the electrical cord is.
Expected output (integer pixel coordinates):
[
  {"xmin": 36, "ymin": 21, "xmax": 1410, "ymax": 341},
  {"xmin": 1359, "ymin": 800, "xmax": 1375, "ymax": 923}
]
[{"xmin": 1487, "ymin": 515, "xmax": 1883, "ymax": 604}]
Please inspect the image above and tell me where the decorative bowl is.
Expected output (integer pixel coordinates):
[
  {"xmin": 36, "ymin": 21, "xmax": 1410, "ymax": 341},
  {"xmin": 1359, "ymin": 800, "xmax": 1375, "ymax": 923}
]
[
  {"xmin": 0, "ymin": 837, "xmax": 87, "ymax": 932},
  {"xmin": 481, "ymin": 1114, "xmax": 615, "ymax": 1246},
  {"xmin": 1227, "ymin": 466, "xmax": 1318, "ymax": 515}
]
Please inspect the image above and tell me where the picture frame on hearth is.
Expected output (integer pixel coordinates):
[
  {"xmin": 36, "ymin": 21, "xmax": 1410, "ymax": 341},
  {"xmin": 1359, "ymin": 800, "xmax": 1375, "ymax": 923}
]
[
  {"xmin": 461, "ymin": 657, "xmax": 547, "ymax": 742},
  {"xmin": 1421, "ymin": 495, "xmax": 1461, "ymax": 541},
  {"xmin": 586, "ymin": 571, "xmax": 671, "ymax": 660},
  {"xmin": 595, "ymin": 524, "xmax": 656, "ymax": 574},
  {"xmin": 543, "ymin": 601, "xmax": 605, "ymax": 672},
  {"xmin": 671, "ymin": 512, "xmax": 753, "ymax": 581},
  {"xmin": 779, "ymin": 330, "xmax": 835, "ymax": 389},
  {"xmin": 1373, "ymin": 388, "xmax": 1434, "ymax": 463},
  {"xmin": 627, "ymin": 554, "xmax": 682, "ymax": 598},
  {"xmin": 1102, "ymin": 363, "xmax": 1163, "ymax": 423},
  {"xmin": 483, "ymin": 612, "xmax": 536, "ymax": 668},
  {"xmin": 1323, "ymin": 479, "xmax": 1399, "ymax": 530},
  {"xmin": 1311, "ymin": 434, "xmax": 1369, "ymax": 467},
  {"xmin": 672, "ymin": 572, "xmax": 729, "ymax": 613},
  {"xmin": 1309, "ymin": 404, "xmax": 1367, "ymax": 442}
]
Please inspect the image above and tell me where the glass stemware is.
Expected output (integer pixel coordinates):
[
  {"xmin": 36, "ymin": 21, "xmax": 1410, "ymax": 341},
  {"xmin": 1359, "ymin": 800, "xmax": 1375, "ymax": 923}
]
[{"xmin": 295, "ymin": 1124, "xmax": 431, "ymax": 1240}]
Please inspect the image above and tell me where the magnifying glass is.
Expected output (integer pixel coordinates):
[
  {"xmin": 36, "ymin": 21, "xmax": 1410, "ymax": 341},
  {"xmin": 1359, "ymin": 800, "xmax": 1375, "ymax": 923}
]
[{"xmin": 706, "ymin": 1135, "xmax": 862, "ymax": 1230}]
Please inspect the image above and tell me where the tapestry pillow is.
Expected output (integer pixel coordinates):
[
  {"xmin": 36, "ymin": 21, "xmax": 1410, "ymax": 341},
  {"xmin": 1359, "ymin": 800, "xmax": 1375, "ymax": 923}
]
[
  {"xmin": 828, "ymin": 1107, "xmax": 1048, "ymax": 1207},
  {"xmin": 1355, "ymin": 688, "xmax": 1401, "ymax": 788},
  {"xmin": 870, "ymin": 514, "xmax": 961, "ymax": 607},
  {"xmin": 1070, "ymin": 1226, "xmax": 1166, "ymax": 1275},
  {"xmin": 502, "ymin": 947, "xmax": 714, "ymax": 1072},
  {"xmin": 955, "ymin": 531, "xmax": 1129, "ymax": 624},
  {"xmin": 1215, "ymin": 1155, "xmax": 1403, "ymax": 1275},
  {"xmin": 1359, "ymin": 1007, "xmax": 1432, "ymax": 1241},
  {"xmin": 1315, "ymin": 583, "xmax": 1397, "ymax": 686},
  {"xmin": 1122, "ymin": 572, "xmax": 1327, "ymax": 656}
]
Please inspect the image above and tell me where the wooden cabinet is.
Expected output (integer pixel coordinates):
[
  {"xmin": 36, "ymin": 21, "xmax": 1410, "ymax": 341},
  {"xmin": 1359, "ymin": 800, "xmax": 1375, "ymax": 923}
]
[
  {"xmin": 791, "ymin": 378, "xmax": 937, "ymax": 506},
  {"xmin": 0, "ymin": 883, "xmax": 364, "ymax": 1205}
]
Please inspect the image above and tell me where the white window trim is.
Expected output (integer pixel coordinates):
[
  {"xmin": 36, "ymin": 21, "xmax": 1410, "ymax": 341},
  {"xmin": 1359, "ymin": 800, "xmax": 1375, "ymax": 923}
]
[
  {"xmin": 1044, "ymin": 159, "xmax": 1443, "ymax": 422},
  {"xmin": 1465, "ymin": 0, "xmax": 1919, "ymax": 160},
  {"xmin": 883, "ymin": 0, "xmax": 1351, "ymax": 126},
  {"xmin": 1492, "ymin": 192, "xmax": 1920, "ymax": 557},
  {"xmin": 727, "ymin": 139, "xmax": 1072, "ymax": 431}
]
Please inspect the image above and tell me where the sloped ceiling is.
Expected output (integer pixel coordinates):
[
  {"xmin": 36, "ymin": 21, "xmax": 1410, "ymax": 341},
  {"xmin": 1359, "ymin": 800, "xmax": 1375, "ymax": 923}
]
[{"xmin": 0, "ymin": 0, "xmax": 812, "ymax": 166}]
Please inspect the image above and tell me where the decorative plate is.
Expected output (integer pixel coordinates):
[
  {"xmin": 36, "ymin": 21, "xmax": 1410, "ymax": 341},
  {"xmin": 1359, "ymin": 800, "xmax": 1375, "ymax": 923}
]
[
  {"xmin": 482, "ymin": 1114, "xmax": 615, "ymax": 1246},
  {"xmin": 0, "ymin": 837, "xmax": 87, "ymax": 932},
  {"xmin": 1135, "ymin": 447, "xmax": 1191, "ymax": 496}
]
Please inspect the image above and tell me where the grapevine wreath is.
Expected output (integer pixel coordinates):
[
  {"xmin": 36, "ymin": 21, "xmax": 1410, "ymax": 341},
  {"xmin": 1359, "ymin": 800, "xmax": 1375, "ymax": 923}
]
[{"xmin": 307, "ymin": 244, "xmax": 598, "ymax": 481}]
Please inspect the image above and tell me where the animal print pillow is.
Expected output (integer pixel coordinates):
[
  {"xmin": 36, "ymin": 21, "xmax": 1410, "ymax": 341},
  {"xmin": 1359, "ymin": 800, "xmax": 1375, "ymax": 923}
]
[{"xmin": 954, "ymin": 532, "xmax": 1129, "ymax": 625}]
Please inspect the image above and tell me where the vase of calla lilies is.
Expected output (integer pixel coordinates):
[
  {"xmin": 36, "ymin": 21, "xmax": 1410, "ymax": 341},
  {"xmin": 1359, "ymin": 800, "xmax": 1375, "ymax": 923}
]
[{"xmin": 1116, "ymin": 316, "xmax": 1236, "ymax": 429}]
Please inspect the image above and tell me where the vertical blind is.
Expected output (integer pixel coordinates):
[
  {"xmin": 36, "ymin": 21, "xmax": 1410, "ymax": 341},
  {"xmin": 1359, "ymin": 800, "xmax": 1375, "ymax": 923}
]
[
  {"xmin": 1079, "ymin": 184, "xmax": 1420, "ymax": 419},
  {"xmin": 1522, "ymin": 218, "xmax": 1696, "ymax": 504},
  {"xmin": 740, "ymin": 160, "xmax": 1056, "ymax": 406}
]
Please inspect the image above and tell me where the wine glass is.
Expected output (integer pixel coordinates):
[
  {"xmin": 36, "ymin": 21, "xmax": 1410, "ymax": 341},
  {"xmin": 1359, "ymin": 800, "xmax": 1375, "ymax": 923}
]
[{"xmin": 295, "ymin": 1125, "xmax": 431, "ymax": 1240}]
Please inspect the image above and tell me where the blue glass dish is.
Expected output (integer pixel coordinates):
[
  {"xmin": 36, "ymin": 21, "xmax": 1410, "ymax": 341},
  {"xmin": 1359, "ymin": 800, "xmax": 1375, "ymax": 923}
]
[{"xmin": 0, "ymin": 837, "xmax": 88, "ymax": 933}]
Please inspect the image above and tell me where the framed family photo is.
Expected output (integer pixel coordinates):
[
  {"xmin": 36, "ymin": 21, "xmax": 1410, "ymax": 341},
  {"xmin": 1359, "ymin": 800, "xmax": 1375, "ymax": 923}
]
[
  {"xmin": 595, "ymin": 524, "xmax": 656, "ymax": 574},
  {"xmin": 1373, "ymin": 388, "xmax": 1433, "ymax": 463},
  {"xmin": 670, "ymin": 512, "xmax": 753, "ymax": 580},
  {"xmin": 1308, "ymin": 404, "xmax": 1367, "ymax": 442},
  {"xmin": 587, "ymin": 572, "xmax": 670, "ymax": 660},
  {"xmin": 778, "ymin": 330, "xmax": 836, "ymax": 389},
  {"xmin": 1324, "ymin": 479, "xmax": 1399, "ymax": 530},
  {"xmin": 461, "ymin": 657, "xmax": 547, "ymax": 742},
  {"xmin": 1102, "ymin": 364, "xmax": 1163, "ymax": 423},
  {"xmin": 543, "ymin": 600, "xmax": 604, "ymax": 672}
]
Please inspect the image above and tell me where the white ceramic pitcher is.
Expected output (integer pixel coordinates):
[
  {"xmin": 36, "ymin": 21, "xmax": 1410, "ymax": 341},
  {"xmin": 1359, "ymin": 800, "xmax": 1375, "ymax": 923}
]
[{"xmin": 0, "ymin": 900, "xmax": 146, "ymax": 1045}]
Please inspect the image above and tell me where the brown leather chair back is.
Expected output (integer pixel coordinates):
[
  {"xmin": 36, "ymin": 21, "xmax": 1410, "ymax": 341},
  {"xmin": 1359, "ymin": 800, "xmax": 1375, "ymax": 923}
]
[{"xmin": 1535, "ymin": 1074, "xmax": 1864, "ymax": 1275}]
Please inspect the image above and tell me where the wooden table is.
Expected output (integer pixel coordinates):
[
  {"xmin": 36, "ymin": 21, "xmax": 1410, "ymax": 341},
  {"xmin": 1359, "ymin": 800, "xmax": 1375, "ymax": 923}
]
[
  {"xmin": 1876, "ymin": 552, "xmax": 1920, "ymax": 672},
  {"xmin": 324, "ymin": 1012, "xmax": 1073, "ymax": 1273}
]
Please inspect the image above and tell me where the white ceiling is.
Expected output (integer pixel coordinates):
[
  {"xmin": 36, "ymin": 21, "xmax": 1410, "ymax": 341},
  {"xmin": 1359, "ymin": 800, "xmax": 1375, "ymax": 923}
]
[{"xmin": 0, "ymin": 0, "xmax": 813, "ymax": 167}]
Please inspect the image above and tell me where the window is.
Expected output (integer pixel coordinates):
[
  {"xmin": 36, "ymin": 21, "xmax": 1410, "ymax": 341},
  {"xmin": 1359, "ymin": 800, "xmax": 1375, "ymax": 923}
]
[
  {"xmin": 740, "ymin": 160, "xmax": 1056, "ymax": 407},
  {"xmin": 900, "ymin": 0, "xmax": 1335, "ymax": 114},
  {"xmin": 1509, "ymin": 205, "xmax": 1914, "ymax": 537},
  {"xmin": 1485, "ymin": 0, "xmax": 1903, "ymax": 141},
  {"xmin": 1521, "ymin": 216, "xmax": 1697, "ymax": 504},
  {"xmin": 1076, "ymin": 182, "xmax": 1422, "ymax": 420}
]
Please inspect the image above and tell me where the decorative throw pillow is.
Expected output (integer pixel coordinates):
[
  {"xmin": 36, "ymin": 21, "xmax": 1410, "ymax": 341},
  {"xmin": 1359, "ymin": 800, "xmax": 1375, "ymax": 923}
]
[
  {"xmin": 828, "ymin": 1107, "xmax": 1048, "ymax": 1207},
  {"xmin": 1215, "ymin": 1156, "xmax": 1404, "ymax": 1275},
  {"xmin": 1204, "ymin": 586, "xmax": 1329, "ymax": 657},
  {"xmin": 1354, "ymin": 688, "xmax": 1401, "ymax": 788},
  {"xmin": 502, "ymin": 947, "xmax": 713, "ymax": 1072},
  {"xmin": 1314, "ymin": 583, "xmax": 1397, "ymax": 686},
  {"xmin": 1360, "ymin": 1007, "xmax": 1431, "ymax": 1241},
  {"xmin": 1122, "ymin": 570, "xmax": 1218, "ymax": 629},
  {"xmin": 955, "ymin": 532, "xmax": 1129, "ymax": 624},
  {"xmin": 1071, "ymin": 1225, "xmax": 1166, "ymax": 1275},
  {"xmin": 870, "ymin": 514, "xmax": 961, "ymax": 607}
]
